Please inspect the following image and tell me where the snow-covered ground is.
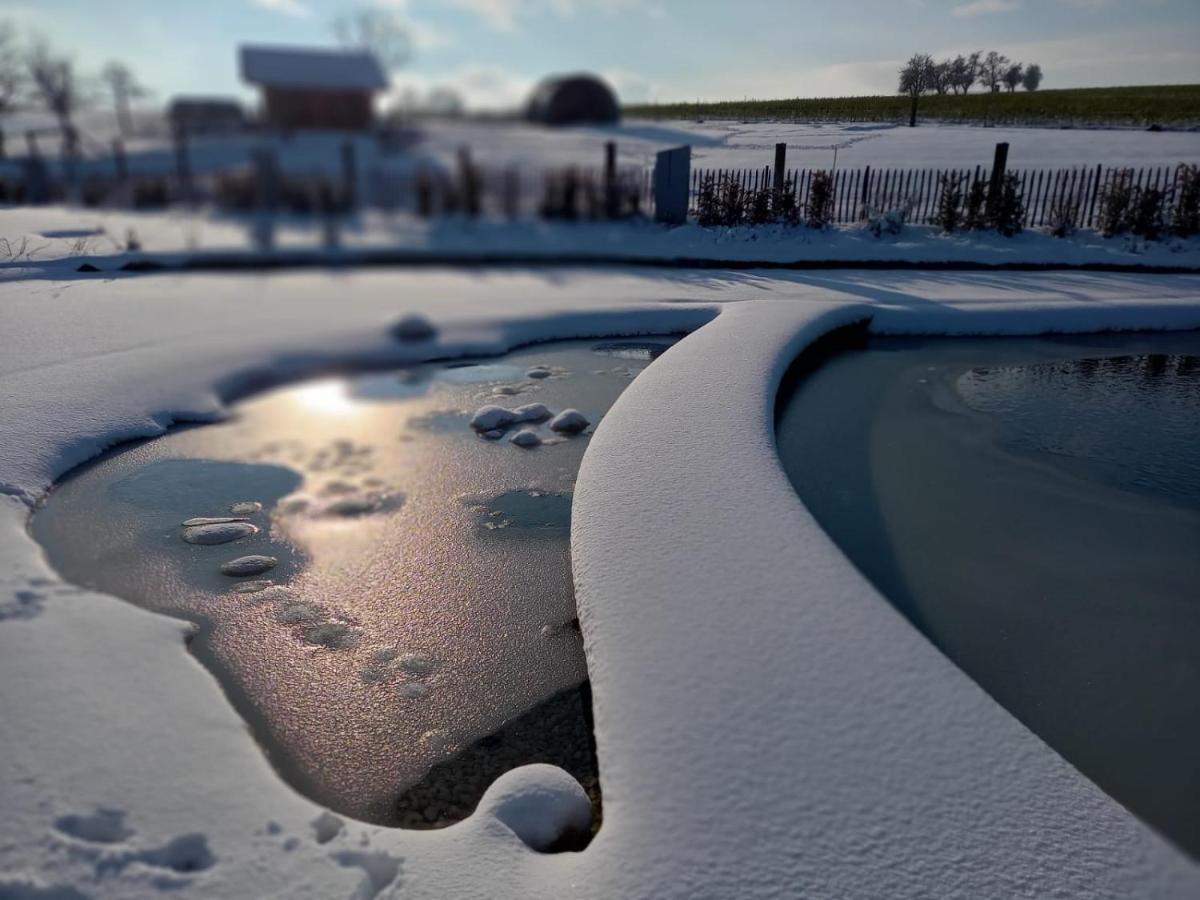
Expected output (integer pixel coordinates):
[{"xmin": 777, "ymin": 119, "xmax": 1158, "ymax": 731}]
[
  {"xmin": 417, "ymin": 118, "xmax": 1200, "ymax": 172},
  {"xmin": 3, "ymin": 204, "xmax": 1198, "ymax": 273},
  {"xmin": 3, "ymin": 265, "xmax": 1200, "ymax": 898},
  {"xmin": 6, "ymin": 118, "xmax": 1198, "ymax": 188}
]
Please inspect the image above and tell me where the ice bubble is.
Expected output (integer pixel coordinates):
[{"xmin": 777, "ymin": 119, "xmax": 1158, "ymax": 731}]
[
  {"xmin": 275, "ymin": 600, "xmax": 325, "ymax": 625},
  {"xmin": 512, "ymin": 402, "xmax": 551, "ymax": 423},
  {"xmin": 368, "ymin": 647, "xmax": 399, "ymax": 665},
  {"xmin": 302, "ymin": 623, "xmax": 361, "ymax": 650},
  {"xmin": 182, "ymin": 516, "xmax": 249, "ymax": 526},
  {"xmin": 491, "ymin": 385, "xmax": 521, "ymax": 396},
  {"xmin": 229, "ymin": 501, "xmax": 263, "ymax": 515},
  {"xmin": 392, "ymin": 314, "xmax": 436, "ymax": 342},
  {"xmin": 525, "ymin": 366, "xmax": 551, "ymax": 379},
  {"xmin": 397, "ymin": 682, "xmax": 430, "ymax": 699},
  {"xmin": 469, "ymin": 405, "xmax": 515, "ymax": 431},
  {"xmin": 228, "ymin": 579, "xmax": 273, "ymax": 594},
  {"xmin": 510, "ymin": 428, "xmax": 542, "ymax": 448},
  {"xmin": 548, "ymin": 409, "xmax": 589, "ymax": 434},
  {"xmin": 482, "ymin": 429, "xmax": 505, "ymax": 441},
  {"xmin": 396, "ymin": 653, "xmax": 437, "ymax": 675},
  {"xmin": 220, "ymin": 555, "xmax": 279, "ymax": 577},
  {"xmin": 182, "ymin": 521, "xmax": 259, "ymax": 545}
]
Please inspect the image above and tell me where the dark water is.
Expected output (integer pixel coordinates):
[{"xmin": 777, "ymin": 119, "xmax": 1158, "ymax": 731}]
[
  {"xmin": 32, "ymin": 338, "xmax": 676, "ymax": 829},
  {"xmin": 776, "ymin": 329, "xmax": 1200, "ymax": 858}
]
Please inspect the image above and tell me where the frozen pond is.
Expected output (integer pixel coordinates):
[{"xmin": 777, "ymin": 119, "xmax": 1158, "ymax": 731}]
[
  {"xmin": 32, "ymin": 337, "xmax": 678, "ymax": 830},
  {"xmin": 776, "ymin": 329, "xmax": 1200, "ymax": 858}
]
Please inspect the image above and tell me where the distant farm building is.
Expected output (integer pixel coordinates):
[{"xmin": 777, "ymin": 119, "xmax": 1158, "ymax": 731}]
[
  {"xmin": 167, "ymin": 97, "xmax": 245, "ymax": 136},
  {"xmin": 526, "ymin": 74, "xmax": 620, "ymax": 126},
  {"xmin": 239, "ymin": 45, "xmax": 389, "ymax": 131}
]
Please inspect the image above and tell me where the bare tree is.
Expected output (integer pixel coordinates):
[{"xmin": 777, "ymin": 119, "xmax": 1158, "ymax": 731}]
[
  {"xmin": 929, "ymin": 59, "xmax": 953, "ymax": 95},
  {"xmin": 0, "ymin": 21, "xmax": 23, "ymax": 158},
  {"xmin": 979, "ymin": 51, "xmax": 1009, "ymax": 93},
  {"xmin": 897, "ymin": 53, "xmax": 934, "ymax": 128},
  {"xmin": 26, "ymin": 38, "xmax": 82, "ymax": 156},
  {"xmin": 332, "ymin": 6, "xmax": 411, "ymax": 69},
  {"xmin": 1022, "ymin": 63, "xmax": 1043, "ymax": 91},
  {"xmin": 101, "ymin": 61, "xmax": 145, "ymax": 138},
  {"xmin": 1002, "ymin": 63, "xmax": 1024, "ymax": 93}
]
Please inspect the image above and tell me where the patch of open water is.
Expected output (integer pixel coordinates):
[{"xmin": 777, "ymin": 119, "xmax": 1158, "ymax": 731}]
[
  {"xmin": 776, "ymin": 328, "xmax": 1200, "ymax": 858},
  {"xmin": 32, "ymin": 338, "xmax": 677, "ymax": 829}
]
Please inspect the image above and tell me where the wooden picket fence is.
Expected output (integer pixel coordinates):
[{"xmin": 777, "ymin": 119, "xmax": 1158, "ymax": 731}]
[{"xmin": 687, "ymin": 164, "xmax": 1192, "ymax": 228}]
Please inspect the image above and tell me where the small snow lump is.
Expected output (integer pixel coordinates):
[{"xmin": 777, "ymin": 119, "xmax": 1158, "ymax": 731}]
[{"xmin": 548, "ymin": 409, "xmax": 589, "ymax": 434}]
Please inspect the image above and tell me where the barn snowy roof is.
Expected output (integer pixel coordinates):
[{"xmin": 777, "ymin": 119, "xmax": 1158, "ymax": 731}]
[{"xmin": 239, "ymin": 45, "xmax": 389, "ymax": 91}]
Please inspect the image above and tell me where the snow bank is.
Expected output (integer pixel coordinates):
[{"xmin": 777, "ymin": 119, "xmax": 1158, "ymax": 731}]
[
  {"xmin": 2, "ymin": 267, "xmax": 1199, "ymax": 897},
  {"xmin": 3, "ymin": 205, "xmax": 1198, "ymax": 271}
]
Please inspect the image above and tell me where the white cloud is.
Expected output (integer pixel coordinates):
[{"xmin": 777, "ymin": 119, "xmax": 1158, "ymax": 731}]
[
  {"xmin": 442, "ymin": 0, "xmax": 522, "ymax": 32},
  {"xmin": 250, "ymin": 0, "xmax": 312, "ymax": 19},
  {"xmin": 439, "ymin": 0, "xmax": 657, "ymax": 33},
  {"xmin": 951, "ymin": 0, "xmax": 1022, "ymax": 18},
  {"xmin": 389, "ymin": 64, "xmax": 536, "ymax": 109}
]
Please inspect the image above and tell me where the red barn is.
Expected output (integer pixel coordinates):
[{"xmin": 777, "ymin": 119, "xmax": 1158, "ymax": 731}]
[{"xmin": 239, "ymin": 45, "xmax": 389, "ymax": 132}]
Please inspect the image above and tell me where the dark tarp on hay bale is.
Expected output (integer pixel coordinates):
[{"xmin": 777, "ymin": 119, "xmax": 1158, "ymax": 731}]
[{"xmin": 526, "ymin": 74, "xmax": 620, "ymax": 126}]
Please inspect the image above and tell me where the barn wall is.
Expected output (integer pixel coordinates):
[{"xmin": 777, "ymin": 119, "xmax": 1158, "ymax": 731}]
[{"xmin": 262, "ymin": 88, "xmax": 374, "ymax": 131}]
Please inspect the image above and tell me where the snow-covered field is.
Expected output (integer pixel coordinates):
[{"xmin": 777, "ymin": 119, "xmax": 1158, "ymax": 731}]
[
  {"xmin": 420, "ymin": 117, "xmax": 1200, "ymax": 172},
  {"xmin": 3, "ymin": 264, "xmax": 1200, "ymax": 898},
  {"xmin": 6, "ymin": 118, "xmax": 1198, "ymax": 188}
]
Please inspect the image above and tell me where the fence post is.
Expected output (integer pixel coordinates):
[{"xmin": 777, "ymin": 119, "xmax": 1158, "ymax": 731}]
[
  {"xmin": 173, "ymin": 125, "xmax": 193, "ymax": 206},
  {"xmin": 772, "ymin": 143, "xmax": 787, "ymax": 196},
  {"xmin": 859, "ymin": 165, "xmax": 871, "ymax": 220},
  {"xmin": 1086, "ymin": 163, "xmax": 1103, "ymax": 228},
  {"xmin": 341, "ymin": 141, "xmax": 357, "ymax": 209},
  {"xmin": 604, "ymin": 141, "xmax": 618, "ymax": 219},
  {"xmin": 112, "ymin": 139, "xmax": 128, "ymax": 184},
  {"xmin": 654, "ymin": 145, "xmax": 691, "ymax": 225},
  {"xmin": 986, "ymin": 141, "xmax": 1009, "ymax": 215}
]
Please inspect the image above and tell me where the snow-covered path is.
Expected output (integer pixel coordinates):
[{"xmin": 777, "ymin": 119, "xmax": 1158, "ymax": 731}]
[{"xmin": 2, "ymin": 268, "xmax": 1199, "ymax": 898}]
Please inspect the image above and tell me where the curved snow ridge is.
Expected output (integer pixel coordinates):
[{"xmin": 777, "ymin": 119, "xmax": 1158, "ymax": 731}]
[
  {"xmin": 570, "ymin": 297, "xmax": 1200, "ymax": 898},
  {"xmin": 0, "ymin": 303, "xmax": 718, "ymax": 504}
]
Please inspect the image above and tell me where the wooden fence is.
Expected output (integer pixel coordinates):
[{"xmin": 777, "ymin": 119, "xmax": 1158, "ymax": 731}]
[{"xmin": 685, "ymin": 164, "xmax": 1192, "ymax": 228}]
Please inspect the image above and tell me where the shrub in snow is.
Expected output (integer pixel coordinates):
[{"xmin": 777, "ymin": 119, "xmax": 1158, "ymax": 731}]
[
  {"xmin": 748, "ymin": 184, "xmax": 773, "ymax": 225},
  {"xmin": 548, "ymin": 409, "xmax": 589, "ymax": 434},
  {"xmin": 695, "ymin": 176, "xmax": 721, "ymax": 226},
  {"xmin": 864, "ymin": 200, "xmax": 914, "ymax": 238},
  {"xmin": 936, "ymin": 174, "xmax": 964, "ymax": 233},
  {"xmin": 392, "ymin": 314, "xmax": 436, "ymax": 342},
  {"xmin": 1098, "ymin": 170, "xmax": 1135, "ymax": 237},
  {"xmin": 964, "ymin": 178, "xmax": 988, "ymax": 231},
  {"xmin": 510, "ymin": 428, "xmax": 542, "ymax": 448},
  {"xmin": 1130, "ymin": 187, "xmax": 1168, "ymax": 241},
  {"xmin": 990, "ymin": 172, "xmax": 1025, "ymax": 237},
  {"xmin": 1047, "ymin": 191, "xmax": 1081, "ymax": 238},
  {"xmin": 1173, "ymin": 164, "xmax": 1200, "ymax": 237},
  {"xmin": 719, "ymin": 180, "xmax": 748, "ymax": 226},
  {"xmin": 775, "ymin": 179, "xmax": 801, "ymax": 226},
  {"xmin": 806, "ymin": 171, "xmax": 835, "ymax": 229},
  {"xmin": 469, "ymin": 405, "xmax": 515, "ymax": 431}
]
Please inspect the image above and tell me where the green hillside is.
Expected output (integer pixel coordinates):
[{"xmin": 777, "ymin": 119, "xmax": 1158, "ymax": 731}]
[{"xmin": 626, "ymin": 85, "xmax": 1200, "ymax": 127}]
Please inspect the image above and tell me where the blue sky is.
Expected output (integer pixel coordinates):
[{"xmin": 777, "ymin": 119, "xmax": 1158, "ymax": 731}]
[{"xmin": 7, "ymin": 0, "xmax": 1200, "ymax": 109}]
